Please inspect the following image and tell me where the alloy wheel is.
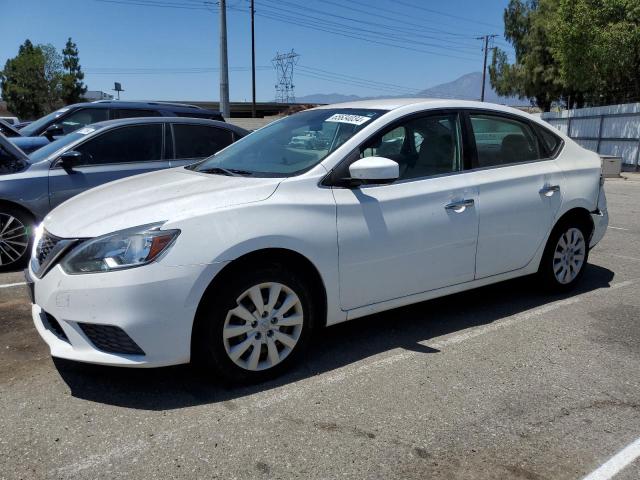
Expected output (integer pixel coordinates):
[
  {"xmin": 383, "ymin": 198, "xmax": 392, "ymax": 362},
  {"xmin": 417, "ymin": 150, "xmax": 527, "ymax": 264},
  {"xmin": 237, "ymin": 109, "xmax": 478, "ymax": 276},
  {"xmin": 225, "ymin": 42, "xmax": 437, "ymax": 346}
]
[
  {"xmin": 553, "ymin": 227, "xmax": 586, "ymax": 284},
  {"xmin": 222, "ymin": 281, "xmax": 304, "ymax": 371},
  {"xmin": 0, "ymin": 213, "xmax": 29, "ymax": 267}
]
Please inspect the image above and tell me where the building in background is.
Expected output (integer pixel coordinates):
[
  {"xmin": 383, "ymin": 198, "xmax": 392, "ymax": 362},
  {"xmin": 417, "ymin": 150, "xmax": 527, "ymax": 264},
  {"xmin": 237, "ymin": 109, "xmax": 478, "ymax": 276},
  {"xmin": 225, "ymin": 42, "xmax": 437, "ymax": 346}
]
[{"xmin": 84, "ymin": 90, "xmax": 114, "ymax": 101}]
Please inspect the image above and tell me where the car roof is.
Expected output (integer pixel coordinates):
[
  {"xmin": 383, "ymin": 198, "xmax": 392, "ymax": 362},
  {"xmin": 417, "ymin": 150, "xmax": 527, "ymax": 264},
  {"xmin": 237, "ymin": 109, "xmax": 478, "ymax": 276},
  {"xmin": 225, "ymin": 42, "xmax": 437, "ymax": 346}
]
[
  {"xmin": 87, "ymin": 116, "xmax": 249, "ymax": 136},
  {"xmin": 315, "ymin": 98, "xmax": 530, "ymax": 117},
  {"xmin": 64, "ymin": 100, "xmax": 221, "ymax": 115}
]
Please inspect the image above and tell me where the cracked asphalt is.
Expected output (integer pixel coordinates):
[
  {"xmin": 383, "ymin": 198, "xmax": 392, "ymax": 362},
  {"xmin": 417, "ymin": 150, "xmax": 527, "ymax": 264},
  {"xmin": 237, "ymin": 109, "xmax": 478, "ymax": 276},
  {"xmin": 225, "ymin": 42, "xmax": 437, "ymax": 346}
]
[{"xmin": 1, "ymin": 175, "xmax": 639, "ymax": 480}]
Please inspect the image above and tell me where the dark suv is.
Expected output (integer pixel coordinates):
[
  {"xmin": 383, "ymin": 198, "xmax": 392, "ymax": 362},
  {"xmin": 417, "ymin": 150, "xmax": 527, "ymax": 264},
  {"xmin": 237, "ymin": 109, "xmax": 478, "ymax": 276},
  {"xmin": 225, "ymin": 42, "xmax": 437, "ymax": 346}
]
[{"xmin": 12, "ymin": 101, "xmax": 224, "ymax": 153}]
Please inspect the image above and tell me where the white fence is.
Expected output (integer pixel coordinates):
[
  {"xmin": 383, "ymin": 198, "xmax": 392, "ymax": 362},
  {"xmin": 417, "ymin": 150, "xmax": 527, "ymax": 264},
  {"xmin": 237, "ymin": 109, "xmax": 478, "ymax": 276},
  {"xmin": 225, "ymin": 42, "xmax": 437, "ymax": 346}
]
[{"xmin": 541, "ymin": 103, "xmax": 640, "ymax": 167}]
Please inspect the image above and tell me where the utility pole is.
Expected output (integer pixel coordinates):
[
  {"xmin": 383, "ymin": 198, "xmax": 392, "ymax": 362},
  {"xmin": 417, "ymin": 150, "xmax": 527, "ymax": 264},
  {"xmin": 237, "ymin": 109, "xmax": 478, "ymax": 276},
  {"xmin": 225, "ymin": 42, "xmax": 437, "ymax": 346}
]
[
  {"xmin": 250, "ymin": 0, "xmax": 256, "ymax": 118},
  {"xmin": 477, "ymin": 34, "xmax": 497, "ymax": 102},
  {"xmin": 219, "ymin": 0, "xmax": 230, "ymax": 118}
]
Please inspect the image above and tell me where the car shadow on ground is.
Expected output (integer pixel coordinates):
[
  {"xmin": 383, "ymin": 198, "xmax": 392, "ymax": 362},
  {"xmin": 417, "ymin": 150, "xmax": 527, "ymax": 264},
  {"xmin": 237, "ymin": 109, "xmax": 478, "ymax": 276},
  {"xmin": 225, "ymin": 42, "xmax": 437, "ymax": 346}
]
[{"xmin": 53, "ymin": 264, "xmax": 615, "ymax": 410}]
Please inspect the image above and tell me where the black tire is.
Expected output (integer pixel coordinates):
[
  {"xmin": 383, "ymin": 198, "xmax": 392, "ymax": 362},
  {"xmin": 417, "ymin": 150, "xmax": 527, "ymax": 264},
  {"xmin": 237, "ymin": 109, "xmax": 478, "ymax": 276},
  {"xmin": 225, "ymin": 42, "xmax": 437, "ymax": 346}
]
[
  {"xmin": 537, "ymin": 218, "xmax": 590, "ymax": 293},
  {"xmin": 192, "ymin": 263, "xmax": 318, "ymax": 384},
  {"xmin": 0, "ymin": 206, "xmax": 33, "ymax": 272}
]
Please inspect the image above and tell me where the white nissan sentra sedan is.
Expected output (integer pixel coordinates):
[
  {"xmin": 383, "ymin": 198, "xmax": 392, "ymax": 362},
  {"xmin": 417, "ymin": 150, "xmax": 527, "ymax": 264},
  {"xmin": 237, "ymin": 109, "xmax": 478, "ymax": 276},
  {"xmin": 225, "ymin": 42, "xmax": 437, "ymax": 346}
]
[{"xmin": 27, "ymin": 99, "xmax": 608, "ymax": 383}]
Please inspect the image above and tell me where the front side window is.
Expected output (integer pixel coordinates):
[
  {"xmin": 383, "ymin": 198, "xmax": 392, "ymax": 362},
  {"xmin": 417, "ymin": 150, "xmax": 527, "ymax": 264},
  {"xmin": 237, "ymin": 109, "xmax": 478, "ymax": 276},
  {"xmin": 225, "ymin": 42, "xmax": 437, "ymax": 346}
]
[
  {"xmin": 470, "ymin": 114, "xmax": 541, "ymax": 167},
  {"xmin": 361, "ymin": 113, "xmax": 462, "ymax": 180},
  {"xmin": 60, "ymin": 108, "xmax": 109, "ymax": 135},
  {"xmin": 173, "ymin": 124, "xmax": 233, "ymax": 159},
  {"xmin": 73, "ymin": 124, "xmax": 163, "ymax": 166},
  {"xmin": 190, "ymin": 108, "xmax": 386, "ymax": 177}
]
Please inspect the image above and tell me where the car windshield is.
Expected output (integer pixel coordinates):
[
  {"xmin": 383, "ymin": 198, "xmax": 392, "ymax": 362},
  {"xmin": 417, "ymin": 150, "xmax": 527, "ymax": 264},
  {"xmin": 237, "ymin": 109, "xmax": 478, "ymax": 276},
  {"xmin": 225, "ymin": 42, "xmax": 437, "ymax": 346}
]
[
  {"xmin": 189, "ymin": 108, "xmax": 387, "ymax": 177},
  {"xmin": 28, "ymin": 125, "xmax": 102, "ymax": 163},
  {"xmin": 19, "ymin": 107, "xmax": 70, "ymax": 136}
]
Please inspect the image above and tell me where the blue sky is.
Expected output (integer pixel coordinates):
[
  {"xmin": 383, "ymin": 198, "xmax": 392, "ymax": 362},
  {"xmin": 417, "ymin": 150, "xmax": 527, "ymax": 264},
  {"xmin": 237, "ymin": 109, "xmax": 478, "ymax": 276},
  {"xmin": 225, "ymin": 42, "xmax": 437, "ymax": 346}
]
[{"xmin": 0, "ymin": 0, "xmax": 513, "ymax": 102}]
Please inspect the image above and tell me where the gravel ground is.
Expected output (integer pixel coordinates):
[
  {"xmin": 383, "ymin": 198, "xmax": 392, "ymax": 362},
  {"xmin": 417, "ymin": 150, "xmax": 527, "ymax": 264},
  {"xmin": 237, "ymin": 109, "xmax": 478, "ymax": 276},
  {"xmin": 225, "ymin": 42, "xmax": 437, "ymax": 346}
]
[{"xmin": 1, "ymin": 174, "xmax": 639, "ymax": 480}]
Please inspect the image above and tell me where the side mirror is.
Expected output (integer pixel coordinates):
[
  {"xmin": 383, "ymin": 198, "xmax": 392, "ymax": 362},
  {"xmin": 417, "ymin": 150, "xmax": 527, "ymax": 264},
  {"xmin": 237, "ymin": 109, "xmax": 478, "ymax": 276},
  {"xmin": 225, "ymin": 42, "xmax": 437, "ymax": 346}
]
[
  {"xmin": 44, "ymin": 124, "xmax": 64, "ymax": 140},
  {"xmin": 58, "ymin": 150, "xmax": 83, "ymax": 173},
  {"xmin": 348, "ymin": 156, "xmax": 399, "ymax": 186}
]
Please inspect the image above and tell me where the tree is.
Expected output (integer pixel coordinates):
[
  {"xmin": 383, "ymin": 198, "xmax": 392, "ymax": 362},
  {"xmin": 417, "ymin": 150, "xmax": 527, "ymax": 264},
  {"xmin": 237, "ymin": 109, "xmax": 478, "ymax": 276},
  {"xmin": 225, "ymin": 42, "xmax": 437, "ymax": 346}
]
[
  {"xmin": 551, "ymin": 0, "xmax": 640, "ymax": 106},
  {"xmin": 61, "ymin": 37, "xmax": 87, "ymax": 104},
  {"xmin": 0, "ymin": 40, "xmax": 49, "ymax": 119},
  {"xmin": 489, "ymin": 0, "xmax": 565, "ymax": 111},
  {"xmin": 38, "ymin": 43, "xmax": 64, "ymax": 112}
]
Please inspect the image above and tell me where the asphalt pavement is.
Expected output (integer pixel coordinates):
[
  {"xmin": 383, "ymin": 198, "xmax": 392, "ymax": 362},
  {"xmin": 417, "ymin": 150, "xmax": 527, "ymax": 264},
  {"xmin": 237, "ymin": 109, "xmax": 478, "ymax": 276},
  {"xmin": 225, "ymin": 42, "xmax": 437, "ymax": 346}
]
[{"xmin": 1, "ymin": 174, "xmax": 639, "ymax": 480}]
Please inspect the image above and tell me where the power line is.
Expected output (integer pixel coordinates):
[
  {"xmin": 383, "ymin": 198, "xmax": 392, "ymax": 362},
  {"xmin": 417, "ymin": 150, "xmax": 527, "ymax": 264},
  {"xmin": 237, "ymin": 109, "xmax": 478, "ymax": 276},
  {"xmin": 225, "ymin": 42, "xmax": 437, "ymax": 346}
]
[
  {"xmin": 392, "ymin": 0, "xmax": 503, "ymax": 29},
  {"xmin": 258, "ymin": 0, "xmax": 480, "ymax": 54},
  {"xmin": 254, "ymin": 9, "xmax": 479, "ymax": 62}
]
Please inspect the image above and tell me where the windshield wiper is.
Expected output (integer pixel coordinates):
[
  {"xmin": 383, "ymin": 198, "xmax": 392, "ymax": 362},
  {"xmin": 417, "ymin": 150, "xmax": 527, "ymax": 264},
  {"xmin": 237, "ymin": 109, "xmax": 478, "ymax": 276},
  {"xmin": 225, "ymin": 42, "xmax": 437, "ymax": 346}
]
[{"xmin": 198, "ymin": 167, "xmax": 254, "ymax": 177}]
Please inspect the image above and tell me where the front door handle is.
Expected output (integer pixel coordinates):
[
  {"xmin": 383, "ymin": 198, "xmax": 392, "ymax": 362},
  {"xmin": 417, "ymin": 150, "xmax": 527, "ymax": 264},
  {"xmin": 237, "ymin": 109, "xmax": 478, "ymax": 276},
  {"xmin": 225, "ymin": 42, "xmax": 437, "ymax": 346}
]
[
  {"xmin": 445, "ymin": 199, "xmax": 474, "ymax": 213},
  {"xmin": 540, "ymin": 184, "xmax": 560, "ymax": 197}
]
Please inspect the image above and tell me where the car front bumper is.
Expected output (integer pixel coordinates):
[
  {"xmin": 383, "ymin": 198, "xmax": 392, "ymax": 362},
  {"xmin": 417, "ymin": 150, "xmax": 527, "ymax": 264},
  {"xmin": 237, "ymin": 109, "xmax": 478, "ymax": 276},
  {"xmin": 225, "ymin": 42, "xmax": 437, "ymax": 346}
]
[{"xmin": 28, "ymin": 260, "xmax": 226, "ymax": 367}]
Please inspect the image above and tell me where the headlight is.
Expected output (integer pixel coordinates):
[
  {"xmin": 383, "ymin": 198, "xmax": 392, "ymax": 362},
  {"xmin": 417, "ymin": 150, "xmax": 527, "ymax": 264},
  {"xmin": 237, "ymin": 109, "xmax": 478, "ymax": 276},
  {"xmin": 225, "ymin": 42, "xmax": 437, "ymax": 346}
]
[{"xmin": 60, "ymin": 223, "xmax": 180, "ymax": 274}]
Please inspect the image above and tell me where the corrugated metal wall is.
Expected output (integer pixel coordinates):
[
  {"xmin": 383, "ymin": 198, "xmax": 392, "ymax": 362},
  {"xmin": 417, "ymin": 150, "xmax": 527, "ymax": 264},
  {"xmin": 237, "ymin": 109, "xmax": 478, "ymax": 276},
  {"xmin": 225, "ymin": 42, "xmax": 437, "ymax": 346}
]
[{"xmin": 541, "ymin": 103, "xmax": 640, "ymax": 166}]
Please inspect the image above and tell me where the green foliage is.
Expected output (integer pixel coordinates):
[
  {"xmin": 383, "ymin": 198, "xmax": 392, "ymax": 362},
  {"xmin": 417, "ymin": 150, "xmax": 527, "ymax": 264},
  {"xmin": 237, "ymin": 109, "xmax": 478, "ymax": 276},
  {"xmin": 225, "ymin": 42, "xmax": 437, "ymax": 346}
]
[
  {"xmin": 61, "ymin": 38, "xmax": 87, "ymax": 105},
  {"xmin": 39, "ymin": 43, "xmax": 64, "ymax": 112},
  {"xmin": 491, "ymin": 0, "xmax": 640, "ymax": 109},
  {"xmin": 489, "ymin": 0, "xmax": 564, "ymax": 111},
  {"xmin": 551, "ymin": 0, "xmax": 640, "ymax": 105},
  {"xmin": 0, "ymin": 38, "xmax": 87, "ymax": 119},
  {"xmin": 0, "ymin": 40, "xmax": 50, "ymax": 119}
]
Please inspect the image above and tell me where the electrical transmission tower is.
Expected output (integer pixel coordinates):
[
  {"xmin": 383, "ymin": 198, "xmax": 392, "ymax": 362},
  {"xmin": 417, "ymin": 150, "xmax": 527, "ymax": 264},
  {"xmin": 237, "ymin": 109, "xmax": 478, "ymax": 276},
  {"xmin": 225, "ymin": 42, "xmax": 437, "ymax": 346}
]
[{"xmin": 272, "ymin": 50, "xmax": 300, "ymax": 103}]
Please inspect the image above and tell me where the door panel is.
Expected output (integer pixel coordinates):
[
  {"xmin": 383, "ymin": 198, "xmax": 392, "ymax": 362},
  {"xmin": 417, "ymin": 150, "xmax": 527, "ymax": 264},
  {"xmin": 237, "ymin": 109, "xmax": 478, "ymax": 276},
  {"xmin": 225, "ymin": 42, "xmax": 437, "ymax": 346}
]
[
  {"xmin": 334, "ymin": 175, "xmax": 479, "ymax": 310},
  {"xmin": 467, "ymin": 112, "xmax": 563, "ymax": 278},
  {"xmin": 472, "ymin": 162, "xmax": 562, "ymax": 278}
]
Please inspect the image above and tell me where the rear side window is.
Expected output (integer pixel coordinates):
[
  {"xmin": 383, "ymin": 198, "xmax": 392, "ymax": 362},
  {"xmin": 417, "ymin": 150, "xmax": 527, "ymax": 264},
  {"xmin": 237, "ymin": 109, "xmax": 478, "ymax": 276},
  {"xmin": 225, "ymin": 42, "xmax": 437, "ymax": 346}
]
[
  {"xmin": 173, "ymin": 124, "xmax": 233, "ymax": 159},
  {"xmin": 74, "ymin": 124, "xmax": 163, "ymax": 165},
  {"xmin": 60, "ymin": 108, "xmax": 109, "ymax": 135},
  {"xmin": 469, "ymin": 114, "xmax": 541, "ymax": 168},
  {"xmin": 112, "ymin": 109, "xmax": 162, "ymax": 119}
]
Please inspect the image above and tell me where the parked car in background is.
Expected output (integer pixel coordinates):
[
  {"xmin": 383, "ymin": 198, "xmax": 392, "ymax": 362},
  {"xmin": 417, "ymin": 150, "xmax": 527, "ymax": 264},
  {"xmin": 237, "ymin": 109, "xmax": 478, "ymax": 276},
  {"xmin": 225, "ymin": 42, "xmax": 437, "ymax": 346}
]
[
  {"xmin": 0, "ymin": 117, "xmax": 247, "ymax": 271},
  {"xmin": 11, "ymin": 101, "xmax": 224, "ymax": 154},
  {"xmin": 0, "ymin": 116, "xmax": 20, "ymax": 125},
  {"xmin": 25, "ymin": 99, "xmax": 608, "ymax": 383},
  {"xmin": 0, "ymin": 119, "xmax": 22, "ymax": 138}
]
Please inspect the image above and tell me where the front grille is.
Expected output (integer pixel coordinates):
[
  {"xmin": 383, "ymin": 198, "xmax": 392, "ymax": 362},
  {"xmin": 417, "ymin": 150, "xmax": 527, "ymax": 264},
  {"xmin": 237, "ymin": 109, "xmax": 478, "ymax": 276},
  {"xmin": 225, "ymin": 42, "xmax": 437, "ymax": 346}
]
[
  {"xmin": 36, "ymin": 230, "xmax": 61, "ymax": 265},
  {"xmin": 42, "ymin": 312, "xmax": 69, "ymax": 342},
  {"xmin": 78, "ymin": 323, "xmax": 145, "ymax": 356}
]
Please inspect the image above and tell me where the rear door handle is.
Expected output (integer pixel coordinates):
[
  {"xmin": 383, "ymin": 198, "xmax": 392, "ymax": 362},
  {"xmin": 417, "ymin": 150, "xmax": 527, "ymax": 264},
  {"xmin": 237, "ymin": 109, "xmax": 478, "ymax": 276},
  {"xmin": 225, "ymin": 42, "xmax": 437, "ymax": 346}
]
[
  {"xmin": 540, "ymin": 185, "xmax": 560, "ymax": 197},
  {"xmin": 445, "ymin": 199, "xmax": 474, "ymax": 213}
]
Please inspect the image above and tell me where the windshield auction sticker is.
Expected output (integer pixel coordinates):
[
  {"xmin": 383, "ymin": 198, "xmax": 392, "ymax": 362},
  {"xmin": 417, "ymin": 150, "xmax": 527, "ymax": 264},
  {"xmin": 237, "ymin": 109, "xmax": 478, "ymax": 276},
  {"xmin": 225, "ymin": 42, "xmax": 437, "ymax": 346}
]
[{"xmin": 325, "ymin": 113, "xmax": 372, "ymax": 126}]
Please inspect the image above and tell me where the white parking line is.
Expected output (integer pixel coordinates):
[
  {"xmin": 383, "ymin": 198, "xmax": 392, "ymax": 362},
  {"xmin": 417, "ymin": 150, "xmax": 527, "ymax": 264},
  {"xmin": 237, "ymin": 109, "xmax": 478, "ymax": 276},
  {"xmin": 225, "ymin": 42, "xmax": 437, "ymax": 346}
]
[
  {"xmin": 609, "ymin": 226, "xmax": 630, "ymax": 231},
  {"xmin": 0, "ymin": 282, "xmax": 26, "ymax": 289},
  {"xmin": 582, "ymin": 435, "xmax": 640, "ymax": 480}
]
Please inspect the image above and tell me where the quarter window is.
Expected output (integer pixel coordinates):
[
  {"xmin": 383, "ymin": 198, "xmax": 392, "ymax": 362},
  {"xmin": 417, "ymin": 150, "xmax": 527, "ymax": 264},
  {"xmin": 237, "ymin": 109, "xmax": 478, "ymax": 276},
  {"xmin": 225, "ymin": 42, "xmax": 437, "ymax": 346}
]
[
  {"xmin": 74, "ymin": 124, "xmax": 163, "ymax": 166},
  {"xmin": 60, "ymin": 108, "xmax": 109, "ymax": 135},
  {"xmin": 361, "ymin": 113, "xmax": 462, "ymax": 180},
  {"xmin": 173, "ymin": 124, "xmax": 233, "ymax": 159},
  {"xmin": 469, "ymin": 114, "xmax": 541, "ymax": 167}
]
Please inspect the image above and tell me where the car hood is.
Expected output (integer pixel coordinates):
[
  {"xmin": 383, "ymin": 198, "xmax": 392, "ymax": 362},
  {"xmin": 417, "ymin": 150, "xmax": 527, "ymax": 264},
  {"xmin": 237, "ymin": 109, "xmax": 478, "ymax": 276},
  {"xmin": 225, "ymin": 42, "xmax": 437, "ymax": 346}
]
[{"xmin": 44, "ymin": 167, "xmax": 282, "ymax": 238}]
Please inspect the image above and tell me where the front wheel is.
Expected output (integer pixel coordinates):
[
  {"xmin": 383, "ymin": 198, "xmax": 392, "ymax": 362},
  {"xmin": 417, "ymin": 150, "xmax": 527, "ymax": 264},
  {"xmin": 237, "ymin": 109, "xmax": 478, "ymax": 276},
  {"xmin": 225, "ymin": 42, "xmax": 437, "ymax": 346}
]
[
  {"xmin": 193, "ymin": 264, "xmax": 317, "ymax": 384},
  {"xmin": 0, "ymin": 207, "xmax": 33, "ymax": 272},
  {"xmin": 538, "ymin": 220, "xmax": 590, "ymax": 292}
]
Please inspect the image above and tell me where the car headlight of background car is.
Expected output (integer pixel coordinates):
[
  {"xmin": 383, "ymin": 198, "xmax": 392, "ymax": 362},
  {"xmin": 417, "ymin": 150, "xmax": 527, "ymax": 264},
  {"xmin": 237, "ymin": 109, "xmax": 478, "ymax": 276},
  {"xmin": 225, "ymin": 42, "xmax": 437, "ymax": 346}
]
[{"xmin": 60, "ymin": 223, "xmax": 180, "ymax": 274}]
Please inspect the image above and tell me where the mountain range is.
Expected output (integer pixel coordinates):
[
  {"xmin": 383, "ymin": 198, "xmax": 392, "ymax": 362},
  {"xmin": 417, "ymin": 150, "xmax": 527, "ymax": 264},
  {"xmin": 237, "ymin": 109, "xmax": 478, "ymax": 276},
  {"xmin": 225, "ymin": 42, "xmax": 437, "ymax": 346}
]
[{"xmin": 295, "ymin": 72, "xmax": 526, "ymax": 106}]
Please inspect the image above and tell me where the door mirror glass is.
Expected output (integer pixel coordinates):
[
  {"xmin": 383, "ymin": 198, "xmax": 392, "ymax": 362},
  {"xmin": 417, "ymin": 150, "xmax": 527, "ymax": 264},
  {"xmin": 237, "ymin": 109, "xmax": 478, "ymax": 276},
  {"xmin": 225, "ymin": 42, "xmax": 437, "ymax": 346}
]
[
  {"xmin": 58, "ymin": 150, "xmax": 83, "ymax": 172},
  {"xmin": 348, "ymin": 156, "xmax": 399, "ymax": 185},
  {"xmin": 44, "ymin": 124, "xmax": 64, "ymax": 140}
]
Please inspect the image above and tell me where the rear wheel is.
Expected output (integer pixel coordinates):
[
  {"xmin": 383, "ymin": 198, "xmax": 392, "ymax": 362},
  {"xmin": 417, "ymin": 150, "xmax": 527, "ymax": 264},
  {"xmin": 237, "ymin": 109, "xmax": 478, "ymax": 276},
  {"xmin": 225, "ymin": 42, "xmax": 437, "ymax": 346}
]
[
  {"xmin": 0, "ymin": 207, "xmax": 32, "ymax": 272},
  {"xmin": 193, "ymin": 264, "xmax": 317, "ymax": 384},
  {"xmin": 538, "ymin": 219, "xmax": 590, "ymax": 292}
]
